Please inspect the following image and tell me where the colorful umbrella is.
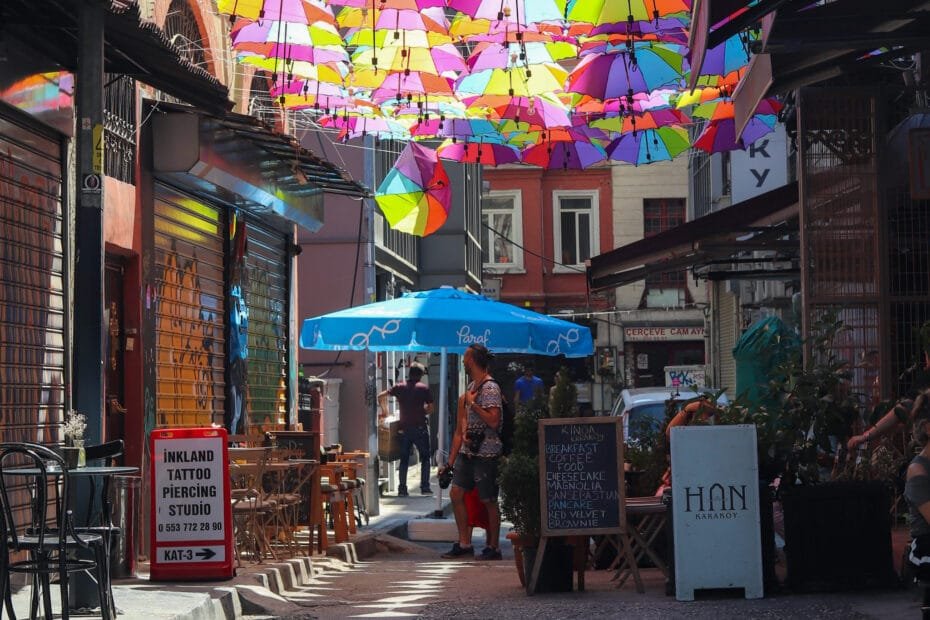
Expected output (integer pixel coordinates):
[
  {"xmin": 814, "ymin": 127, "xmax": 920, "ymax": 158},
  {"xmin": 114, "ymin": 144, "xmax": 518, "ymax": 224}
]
[
  {"xmin": 351, "ymin": 44, "xmax": 466, "ymax": 77},
  {"xmin": 448, "ymin": 0, "xmax": 567, "ymax": 26},
  {"xmin": 567, "ymin": 44, "xmax": 686, "ymax": 99},
  {"xmin": 606, "ymin": 125, "xmax": 690, "ymax": 164},
  {"xmin": 437, "ymin": 140, "xmax": 521, "ymax": 166},
  {"xmin": 522, "ymin": 140, "xmax": 607, "ymax": 169},
  {"xmin": 567, "ymin": 0, "xmax": 691, "ymax": 24},
  {"xmin": 695, "ymin": 33, "xmax": 753, "ymax": 78},
  {"xmin": 692, "ymin": 116, "xmax": 777, "ymax": 154},
  {"xmin": 336, "ymin": 6, "xmax": 450, "ymax": 35},
  {"xmin": 375, "ymin": 142, "xmax": 451, "ymax": 237},
  {"xmin": 690, "ymin": 97, "xmax": 782, "ymax": 121},
  {"xmin": 218, "ymin": 0, "xmax": 336, "ymax": 24},
  {"xmin": 590, "ymin": 108, "xmax": 690, "ymax": 133},
  {"xmin": 466, "ymin": 41, "xmax": 578, "ymax": 73},
  {"xmin": 456, "ymin": 64, "xmax": 568, "ymax": 98},
  {"xmin": 466, "ymin": 94, "xmax": 571, "ymax": 128}
]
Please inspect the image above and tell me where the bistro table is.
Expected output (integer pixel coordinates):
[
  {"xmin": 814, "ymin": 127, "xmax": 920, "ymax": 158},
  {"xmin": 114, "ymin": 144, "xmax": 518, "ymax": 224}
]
[{"xmin": 4, "ymin": 464, "xmax": 140, "ymax": 614}]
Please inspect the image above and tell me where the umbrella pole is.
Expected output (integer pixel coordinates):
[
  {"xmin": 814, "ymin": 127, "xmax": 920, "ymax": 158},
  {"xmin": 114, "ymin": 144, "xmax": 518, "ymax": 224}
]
[{"xmin": 435, "ymin": 347, "xmax": 448, "ymax": 516}]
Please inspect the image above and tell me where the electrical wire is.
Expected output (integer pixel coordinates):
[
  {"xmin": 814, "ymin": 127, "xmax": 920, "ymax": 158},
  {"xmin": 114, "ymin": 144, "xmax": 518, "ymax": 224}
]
[{"xmin": 482, "ymin": 221, "xmax": 587, "ymax": 273}]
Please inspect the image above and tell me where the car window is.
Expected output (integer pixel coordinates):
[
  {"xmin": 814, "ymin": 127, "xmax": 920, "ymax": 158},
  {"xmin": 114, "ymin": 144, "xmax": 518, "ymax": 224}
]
[{"xmin": 627, "ymin": 403, "xmax": 669, "ymax": 440}]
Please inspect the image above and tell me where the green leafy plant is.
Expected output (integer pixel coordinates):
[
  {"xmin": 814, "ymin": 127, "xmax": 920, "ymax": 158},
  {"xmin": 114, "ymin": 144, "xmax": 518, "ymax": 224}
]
[
  {"xmin": 717, "ymin": 312, "xmax": 860, "ymax": 485},
  {"xmin": 498, "ymin": 396, "xmax": 545, "ymax": 538}
]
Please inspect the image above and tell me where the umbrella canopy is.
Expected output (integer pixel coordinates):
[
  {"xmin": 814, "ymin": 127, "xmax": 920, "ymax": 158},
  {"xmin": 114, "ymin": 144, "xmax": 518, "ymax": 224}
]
[
  {"xmin": 375, "ymin": 142, "xmax": 451, "ymax": 236},
  {"xmin": 692, "ymin": 115, "xmax": 777, "ymax": 154},
  {"xmin": 437, "ymin": 140, "xmax": 522, "ymax": 165},
  {"xmin": 522, "ymin": 139, "xmax": 607, "ymax": 169},
  {"xmin": 606, "ymin": 125, "xmax": 690, "ymax": 164},
  {"xmin": 567, "ymin": 45, "xmax": 686, "ymax": 99},
  {"xmin": 300, "ymin": 287, "xmax": 594, "ymax": 357}
]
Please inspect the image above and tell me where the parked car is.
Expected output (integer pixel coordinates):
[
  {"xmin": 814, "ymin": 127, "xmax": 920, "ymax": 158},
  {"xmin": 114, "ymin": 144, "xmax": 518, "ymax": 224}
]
[{"xmin": 609, "ymin": 387, "xmax": 730, "ymax": 446}]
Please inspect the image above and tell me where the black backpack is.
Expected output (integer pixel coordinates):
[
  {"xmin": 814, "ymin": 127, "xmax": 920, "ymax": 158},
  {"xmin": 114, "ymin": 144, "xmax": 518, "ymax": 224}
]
[{"xmin": 478, "ymin": 379, "xmax": 515, "ymax": 456}]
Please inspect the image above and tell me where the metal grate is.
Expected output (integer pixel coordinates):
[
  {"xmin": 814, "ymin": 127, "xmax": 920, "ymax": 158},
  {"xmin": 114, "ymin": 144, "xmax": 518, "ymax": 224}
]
[
  {"xmin": 799, "ymin": 89, "xmax": 881, "ymax": 401},
  {"xmin": 104, "ymin": 73, "xmax": 136, "ymax": 184}
]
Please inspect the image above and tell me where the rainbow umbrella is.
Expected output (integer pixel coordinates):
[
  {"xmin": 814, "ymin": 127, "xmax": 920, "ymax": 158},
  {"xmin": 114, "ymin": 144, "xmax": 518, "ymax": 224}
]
[
  {"xmin": 456, "ymin": 64, "xmax": 568, "ymax": 97},
  {"xmin": 692, "ymin": 116, "xmax": 777, "ymax": 154},
  {"xmin": 606, "ymin": 125, "xmax": 690, "ymax": 164},
  {"xmin": 343, "ymin": 27, "xmax": 452, "ymax": 47},
  {"xmin": 590, "ymin": 108, "xmax": 690, "ymax": 133},
  {"xmin": 695, "ymin": 33, "xmax": 753, "ymax": 78},
  {"xmin": 522, "ymin": 140, "xmax": 607, "ymax": 169},
  {"xmin": 465, "ymin": 41, "xmax": 578, "ymax": 73},
  {"xmin": 465, "ymin": 94, "xmax": 571, "ymax": 128},
  {"xmin": 567, "ymin": 44, "xmax": 686, "ymax": 99},
  {"xmin": 329, "ymin": 0, "xmax": 447, "ymax": 8},
  {"xmin": 448, "ymin": 0, "xmax": 567, "ymax": 26},
  {"xmin": 567, "ymin": 0, "xmax": 691, "ymax": 24},
  {"xmin": 0, "ymin": 72, "xmax": 74, "ymax": 115},
  {"xmin": 690, "ymin": 97, "xmax": 782, "ymax": 121},
  {"xmin": 453, "ymin": 17, "xmax": 565, "ymax": 43},
  {"xmin": 336, "ymin": 6, "xmax": 450, "ymax": 35},
  {"xmin": 218, "ymin": 0, "xmax": 336, "ymax": 24},
  {"xmin": 351, "ymin": 44, "xmax": 466, "ymax": 77},
  {"xmin": 375, "ymin": 142, "xmax": 450, "ymax": 237},
  {"xmin": 437, "ymin": 140, "xmax": 521, "ymax": 166}
]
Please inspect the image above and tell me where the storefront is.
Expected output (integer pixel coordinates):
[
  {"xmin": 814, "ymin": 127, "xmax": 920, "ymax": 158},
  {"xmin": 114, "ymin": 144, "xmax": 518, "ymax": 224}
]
[
  {"xmin": 623, "ymin": 325, "xmax": 706, "ymax": 388},
  {"xmin": 141, "ymin": 101, "xmax": 366, "ymax": 453}
]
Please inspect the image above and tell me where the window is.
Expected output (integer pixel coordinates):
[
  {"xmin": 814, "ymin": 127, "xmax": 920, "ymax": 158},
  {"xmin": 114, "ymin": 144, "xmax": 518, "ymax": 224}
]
[
  {"xmin": 481, "ymin": 191, "xmax": 523, "ymax": 269},
  {"xmin": 553, "ymin": 191, "xmax": 598, "ymax": 271},
  {"xmin": 644, "ymin": 197, "xmax": 688, "ymax": 290}
]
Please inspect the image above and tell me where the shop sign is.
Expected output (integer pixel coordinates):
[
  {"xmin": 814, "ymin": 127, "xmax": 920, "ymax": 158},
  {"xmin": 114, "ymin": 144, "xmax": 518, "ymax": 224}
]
[
  {"xmin": 624, "ymin": 325, "xmax": 706, "ymax": 341},
  {"xmin": 670, "ymin": 425, "xmax": 763, "ymax": 601},
  {"xmin": 150, "ymin": 427, "xmax": 233, "ymax": 581},
  {"xmin": 482, "ymin": 277, "xmax": 502, "ymax": 300}
]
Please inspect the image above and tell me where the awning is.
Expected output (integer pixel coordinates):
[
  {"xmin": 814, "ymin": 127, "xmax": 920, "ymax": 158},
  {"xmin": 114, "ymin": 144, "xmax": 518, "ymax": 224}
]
[
  {"xmin": 728, "ymin": 0, "xmax": 930, "ymax": 139},
  {"xmin": 150, "ymin": 101, "xmax": 369, "ymax": 233},
  {"xmin": 587, "ymin": 181, "xmax": 799, "ymax": 291},
  {"xmin": 2, "ymin": 0, "xmax": 231, "ymax": 113}
]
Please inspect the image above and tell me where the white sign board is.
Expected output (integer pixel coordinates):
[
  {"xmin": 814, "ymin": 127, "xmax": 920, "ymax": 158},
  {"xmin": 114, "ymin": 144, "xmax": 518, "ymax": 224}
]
[
  {"xmin": 482, "ymin": 277, "xmax": 502, "ymax": 300},
  {"xmin": 153, "ymin": 436, "xmax": 226, "ymax": 547},
  {"xmin": 731, "ymin": 123, "xmax": 788, "ymax": 204},
  {"xmin": 624, "ymin": 325, "xmax": 705, "ymax": 341},
  {"xmin": 670, "ymin": 425, "xmax": 763, "ymax": 600}
]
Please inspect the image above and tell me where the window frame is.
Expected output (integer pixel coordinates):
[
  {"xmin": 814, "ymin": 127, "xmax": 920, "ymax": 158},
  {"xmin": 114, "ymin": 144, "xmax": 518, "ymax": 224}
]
[
  {"xmin": 481, "ymin": 190, "xmax": 524, "ymax": 271},
  {"xmin": 552, "ymin": 189, "xmax": 599, "ymax": 273}
]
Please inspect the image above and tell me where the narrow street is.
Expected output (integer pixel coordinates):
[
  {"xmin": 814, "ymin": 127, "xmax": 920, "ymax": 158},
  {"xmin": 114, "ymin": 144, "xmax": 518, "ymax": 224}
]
[{"xmin": 274, "ymin": 539, "xmax": 915, "ymax": 620}]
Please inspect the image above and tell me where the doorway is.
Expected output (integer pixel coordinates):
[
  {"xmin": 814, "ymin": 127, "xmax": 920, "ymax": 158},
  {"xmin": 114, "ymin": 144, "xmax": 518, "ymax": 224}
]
[{"xmin": 105, "ymin": 256, "xmax": 127, "ymax": 446}]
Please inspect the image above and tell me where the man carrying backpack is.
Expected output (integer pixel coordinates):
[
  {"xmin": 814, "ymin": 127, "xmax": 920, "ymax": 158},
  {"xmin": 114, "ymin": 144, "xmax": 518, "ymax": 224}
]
[{"xmin": 441, "ymin": 344, "xmax": 504, "ymax": 561}]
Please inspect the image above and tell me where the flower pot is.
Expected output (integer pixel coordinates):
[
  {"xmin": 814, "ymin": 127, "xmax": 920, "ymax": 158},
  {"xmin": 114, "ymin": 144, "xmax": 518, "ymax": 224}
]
[
  {"xmin": 506, "ymin": 531, "xmax": 537, "ymax": 588},
  {"xmin": 780, "ymin": 480, "xmax": 896, "ymax": 591},
  {"xmin": 522, "ymin": 540, "xmax": 573, "ymax": 595},
  {"xmin": 62, "ymin": 440, "xmax": 85, "ymax": 469}
]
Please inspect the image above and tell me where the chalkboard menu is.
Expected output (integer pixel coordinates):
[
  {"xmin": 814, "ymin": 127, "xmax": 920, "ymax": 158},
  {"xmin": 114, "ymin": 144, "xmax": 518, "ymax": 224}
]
[{"xmin": 539, "ymin": 417, "xmax": 625, "ymax": 536}]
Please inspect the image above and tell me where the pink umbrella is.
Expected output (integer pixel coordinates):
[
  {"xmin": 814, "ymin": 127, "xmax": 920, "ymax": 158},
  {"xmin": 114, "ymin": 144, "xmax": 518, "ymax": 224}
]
[{"xmin": 465, "ymin": 94, "xmax": 571, "ymax": 129}]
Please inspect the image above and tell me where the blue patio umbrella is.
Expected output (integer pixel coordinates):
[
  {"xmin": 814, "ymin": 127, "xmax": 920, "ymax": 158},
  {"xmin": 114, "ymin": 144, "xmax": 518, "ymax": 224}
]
[
  {"xmin": 300, "ymin": 287, "xmax": 594, "ymax": 510},
  {"xmin": 300, "ymin": 287, "xmax": 593, "ymax": 357}
]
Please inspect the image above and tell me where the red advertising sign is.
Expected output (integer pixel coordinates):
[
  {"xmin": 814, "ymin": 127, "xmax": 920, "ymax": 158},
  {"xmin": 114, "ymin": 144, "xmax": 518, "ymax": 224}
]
[{"xmin": 150, "ymin": 427, "xmax": 234, "ymax": 581}]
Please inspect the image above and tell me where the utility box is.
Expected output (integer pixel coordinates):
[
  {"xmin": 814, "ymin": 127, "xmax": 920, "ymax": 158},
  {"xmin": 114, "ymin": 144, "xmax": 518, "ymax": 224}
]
[{"xmin": 322, "ymin": 378, "xmax": 342, "ymax": 446}]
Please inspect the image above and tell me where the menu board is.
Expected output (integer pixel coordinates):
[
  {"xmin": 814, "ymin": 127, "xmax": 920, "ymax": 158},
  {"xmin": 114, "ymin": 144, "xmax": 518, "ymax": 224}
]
[{"xmin": 539, "ymin": 417, "xmax": 625, "ymax": 536}]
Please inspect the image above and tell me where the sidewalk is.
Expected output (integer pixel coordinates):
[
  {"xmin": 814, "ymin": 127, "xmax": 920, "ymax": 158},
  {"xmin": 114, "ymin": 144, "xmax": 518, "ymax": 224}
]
[{"xmin": 9, "ymin": 464, "xmax": 449, "ymax": 620}]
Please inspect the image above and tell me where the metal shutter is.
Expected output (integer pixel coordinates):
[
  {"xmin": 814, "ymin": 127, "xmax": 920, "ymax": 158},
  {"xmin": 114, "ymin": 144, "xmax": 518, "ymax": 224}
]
[
  {"xmin": 245, "ymin": 221, "xmax": 288, "ymax": 431},
  {"xmin": 718, "ymin": 289, "xmax": 739, "ymax": 395},
  {"xmin": 154, "ymin": 186, "xmax": 226, "ymax": 427},
  {"xmin": 0, "ymin": 112, "xmax": 65, "ymax": 445}
]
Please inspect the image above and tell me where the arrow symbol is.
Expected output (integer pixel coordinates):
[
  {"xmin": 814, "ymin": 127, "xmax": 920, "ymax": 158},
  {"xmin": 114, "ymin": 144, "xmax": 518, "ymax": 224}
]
[{"xmin": 195, "ymin": 548, "xmax": 216, "ymax": 560}]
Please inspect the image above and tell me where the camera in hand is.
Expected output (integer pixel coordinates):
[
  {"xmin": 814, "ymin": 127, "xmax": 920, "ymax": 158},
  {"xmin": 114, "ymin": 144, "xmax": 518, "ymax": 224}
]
[
  {"xmin": 465, "ymin": 429, "xmax": 485, "ymax": 453},
  {"xmin": 438, "ymin": 464, "xmax": 454, "ymax": 489}
]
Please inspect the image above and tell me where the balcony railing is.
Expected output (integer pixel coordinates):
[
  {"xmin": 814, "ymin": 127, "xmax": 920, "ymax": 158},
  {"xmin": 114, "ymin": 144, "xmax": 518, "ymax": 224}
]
[{"xmin": 104, "ymin": 74, "xmax": 136, "ymax": 184}]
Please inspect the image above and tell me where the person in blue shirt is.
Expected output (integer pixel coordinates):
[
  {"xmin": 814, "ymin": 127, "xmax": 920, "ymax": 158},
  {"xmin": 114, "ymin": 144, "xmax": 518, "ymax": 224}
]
[{"xmin": 513, "ymin": 365, "xmax": 544, "ymax": 408}]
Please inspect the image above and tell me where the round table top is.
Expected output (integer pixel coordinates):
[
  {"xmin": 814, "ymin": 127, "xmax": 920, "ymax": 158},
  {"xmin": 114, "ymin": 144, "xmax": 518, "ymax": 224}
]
[{"xmin": 3, "ymin": 465, "xmax": 139, "ymax": 477}]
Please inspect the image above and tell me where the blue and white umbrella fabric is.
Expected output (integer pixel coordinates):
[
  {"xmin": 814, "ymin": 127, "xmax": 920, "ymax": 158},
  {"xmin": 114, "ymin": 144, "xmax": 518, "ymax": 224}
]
[{"xmin": 299, "ymin": 287, "xmax": 593, "ymax": 357}]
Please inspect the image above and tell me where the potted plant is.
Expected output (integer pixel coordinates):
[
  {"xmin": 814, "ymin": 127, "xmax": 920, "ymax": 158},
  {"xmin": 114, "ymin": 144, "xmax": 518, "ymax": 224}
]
[
  {"xmin": 499, "ymin": 368, "xmax": 578, "ymax": 592},
  {"xmin": 718, "ymin": 313, "xmax": 896, "ymax": 591},
  {"xmin": 62, "ymin": 410, "xmax": 87, "ymax": 469}
]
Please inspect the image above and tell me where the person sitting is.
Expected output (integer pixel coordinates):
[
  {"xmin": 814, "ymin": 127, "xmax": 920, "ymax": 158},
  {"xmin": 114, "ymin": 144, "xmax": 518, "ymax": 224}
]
[{"xmin": 903, "ymin": 392, "xmax": 930, "ymax": 610}]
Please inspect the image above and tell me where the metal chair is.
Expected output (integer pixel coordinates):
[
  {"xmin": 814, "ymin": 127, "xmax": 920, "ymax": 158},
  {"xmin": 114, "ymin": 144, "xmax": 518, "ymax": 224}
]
[{"xmin": 0, "ymin": 442, "xmax": 112, "ymax": 619}]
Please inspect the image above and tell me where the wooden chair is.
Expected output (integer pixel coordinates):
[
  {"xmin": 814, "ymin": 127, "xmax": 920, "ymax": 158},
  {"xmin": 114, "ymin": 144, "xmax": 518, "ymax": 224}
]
[
  {"xmin": 318, "ymin": 464, "xmax": 350, "ymax": 547},
  {"xmin": 331, "ymin": 452, "xmax": 370, "ymax": 527},
  {"xmin": 228, "ymin": 447, "xmax": 276, "ymax": 564}
]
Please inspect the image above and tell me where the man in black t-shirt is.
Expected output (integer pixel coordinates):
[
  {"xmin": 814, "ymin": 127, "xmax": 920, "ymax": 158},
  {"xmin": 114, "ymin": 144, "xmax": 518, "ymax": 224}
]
[{"xmin": 378, "ymin": 362, "xmax": 434, "ymax": 496}]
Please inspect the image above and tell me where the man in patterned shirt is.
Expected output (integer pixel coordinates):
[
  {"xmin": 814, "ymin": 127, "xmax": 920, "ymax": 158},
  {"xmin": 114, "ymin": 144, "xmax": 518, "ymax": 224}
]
[{"xmin": 441, "ymin": 344, "xmax": 504, "ymax": 560}]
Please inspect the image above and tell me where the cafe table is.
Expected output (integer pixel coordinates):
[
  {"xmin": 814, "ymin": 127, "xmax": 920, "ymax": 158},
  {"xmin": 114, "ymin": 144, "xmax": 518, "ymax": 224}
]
[{"xmin": 3, "ymin": 463, "xmax": 140, "ymax": 615}]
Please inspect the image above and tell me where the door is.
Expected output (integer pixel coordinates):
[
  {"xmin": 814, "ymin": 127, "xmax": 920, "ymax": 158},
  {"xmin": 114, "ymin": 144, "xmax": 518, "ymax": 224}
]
[{"xmin": 105, "ymin": 256, "xmax": 127, "ymax": 444}]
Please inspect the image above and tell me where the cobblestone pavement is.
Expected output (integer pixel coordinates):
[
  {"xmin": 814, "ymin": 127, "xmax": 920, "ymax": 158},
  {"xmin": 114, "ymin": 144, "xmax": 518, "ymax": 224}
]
[{"xmin": 278, "ymin": 539, "xmax": 921, "ymax": 620}]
